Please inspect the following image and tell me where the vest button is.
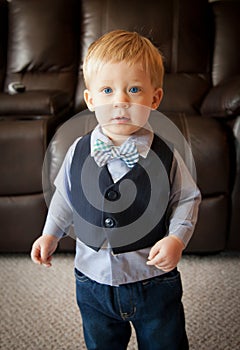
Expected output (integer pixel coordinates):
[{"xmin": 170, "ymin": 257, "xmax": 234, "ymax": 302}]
[
  {"xmin": 106, "ymin": 190, "xmax": 119, "ymax": 201},
  {"xmin": 104, "ymin": 217, "xmax": 115, "ymax": 228}
]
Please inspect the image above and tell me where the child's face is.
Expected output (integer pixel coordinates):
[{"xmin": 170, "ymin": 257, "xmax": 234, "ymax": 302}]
[{"xmin": 84, "ymin": 61, "xmax": 163, "ymax": 143}]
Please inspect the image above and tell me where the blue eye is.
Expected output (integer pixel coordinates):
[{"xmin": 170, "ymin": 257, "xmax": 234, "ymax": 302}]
[
  {"xmin": 129, "ymin": 86, "xmax": 140, "ymax": 93},
  {"xmin": 103, "ymin": 87, "xmax": 112, "ymax": 94}
]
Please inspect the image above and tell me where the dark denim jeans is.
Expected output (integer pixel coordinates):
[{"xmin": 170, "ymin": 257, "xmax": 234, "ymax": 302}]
[{"xmin": 75, "ymin": 268, "xmax": 189, "ymax": 350}]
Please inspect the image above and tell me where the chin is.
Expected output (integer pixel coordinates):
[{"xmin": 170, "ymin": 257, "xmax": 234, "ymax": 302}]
[{"xmin": 106, "ymin": 124, "xmax": 140, "ymax": 137}]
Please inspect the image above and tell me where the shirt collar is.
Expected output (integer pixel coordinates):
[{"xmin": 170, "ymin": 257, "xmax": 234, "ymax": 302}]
[{"xmin": 90, "ymin": 124, "xmax": 153, "ymax": 159}]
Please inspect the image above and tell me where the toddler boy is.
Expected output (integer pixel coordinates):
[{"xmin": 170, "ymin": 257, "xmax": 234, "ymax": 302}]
[{"xmin": 31, "ymin": 30, "xmax": 201, "ymax": 349}]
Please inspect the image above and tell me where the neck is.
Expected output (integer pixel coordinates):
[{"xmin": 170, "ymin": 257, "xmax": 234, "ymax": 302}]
[{"xmin": 101, "ymin": 128, "xmax": 130, "ymax": 146}]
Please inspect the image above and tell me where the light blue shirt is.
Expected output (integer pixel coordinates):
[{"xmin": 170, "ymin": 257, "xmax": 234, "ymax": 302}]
[{"xmin": 43, "ymin": 125, "xmax": 201, "ymax": 286}]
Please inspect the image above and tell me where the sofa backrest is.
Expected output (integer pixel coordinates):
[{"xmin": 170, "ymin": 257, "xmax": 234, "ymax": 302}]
[
  {"xmin": 2, "ymin": 0, "xmax": 239, "ymax": 118},
  {"xmin": 4, "ymin": 0, "xmax": 79, "ymax": 101}
]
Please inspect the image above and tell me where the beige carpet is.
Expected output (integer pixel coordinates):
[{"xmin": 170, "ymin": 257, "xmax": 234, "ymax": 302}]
[{"xmin": 0, "ymin": 252, "xmax": 240, "ymax": 350}]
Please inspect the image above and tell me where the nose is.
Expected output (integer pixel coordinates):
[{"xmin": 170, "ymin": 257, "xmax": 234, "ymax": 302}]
[{"xmin": 113, "ymin": 92, "xmax": 130, "ymax": 108}]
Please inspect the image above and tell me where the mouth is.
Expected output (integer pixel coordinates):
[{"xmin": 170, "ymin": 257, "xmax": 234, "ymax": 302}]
[{"xmin": 112, "ymin": 116, "xmax": 130, "ymax": 124}]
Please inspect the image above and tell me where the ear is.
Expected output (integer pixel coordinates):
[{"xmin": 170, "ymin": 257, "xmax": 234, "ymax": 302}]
[
  {"xmin": 152, "ymin": 88, "xmax": 163, "ymax": 110},
  {"xmin": 84, "ymin": 89, "xmax": 95, "ymax": 111}
]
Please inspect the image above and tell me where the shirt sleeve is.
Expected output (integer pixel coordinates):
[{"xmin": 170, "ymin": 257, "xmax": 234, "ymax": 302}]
[
  {"xmin": 167, "ymin": 149, "xmax": 202, "ymax": 247},
  {"xmin": 42, "ymin": 138, "xmax": 81, "ymax": 238}
]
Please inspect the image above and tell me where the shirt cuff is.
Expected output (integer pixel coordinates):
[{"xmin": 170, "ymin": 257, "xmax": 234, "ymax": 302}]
[
  {"xmin": 169, "ymin": 226, "xmax": 193, "ymax": 248},
  {"xmin": 42, "ymin": 217, "xmax": 66, "ymax": 239}
]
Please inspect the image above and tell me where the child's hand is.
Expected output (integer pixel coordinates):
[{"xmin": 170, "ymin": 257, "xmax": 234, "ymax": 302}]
[
  {"xmin": 31, "ymin": 234, "xmax": 59, "ymax": 267},
  {"xmin": 146, "ymin": 236, "xmax": 184, "ymax": 272}
]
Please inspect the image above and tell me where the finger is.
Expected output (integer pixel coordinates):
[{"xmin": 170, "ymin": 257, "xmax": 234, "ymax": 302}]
[
  {"xmin": 157, "ymin": 264, "xmax": 175, "ymax": 272},
  {"xmin": 42, "ymin": 261, "xmax": 52, "ymax": 268},
  {"xmin": 41, "ymin": 255, "xmax": 52, "ymax": 268},
  {"xmin": 148, "ymin": 242, "xmax": 162, "ymax": 260},
  {"xmin": 40, "ymin": 246, "xmax": 52, "ymax": 267},
  {"xmin": 146, "ymin": 252, "xmax": 166, "ymax": 266},
  {"xmin": 31, "ymin": 244, "xmax": 42, "ymax": 265}
]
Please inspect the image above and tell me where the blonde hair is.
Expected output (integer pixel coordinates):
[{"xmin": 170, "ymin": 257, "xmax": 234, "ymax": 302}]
[{"xmin": 83, "ymin": 30, "xmax": 164, "ymax": 89}]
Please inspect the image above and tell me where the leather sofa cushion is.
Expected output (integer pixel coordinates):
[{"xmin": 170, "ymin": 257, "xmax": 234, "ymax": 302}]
[
  {"xmin": 0, "ymin": 194, "xmax": 47, "ymax": 253},
  {"xmin": 186, "ymin": 195, "xmax": 228, "ymax": 253},
  {"xmin": 0, "ymin": 120, "xmax": 47, "ymax": 195},
  {"xmin": 160, "ymin": 73, "xmax": 210, "ymax": 114},
  {"xmin": 185, "ymin": 115, "xmax": 231, "ymax": 197},
  {"xmin": 200, "ymin": 76, "xmax": 240, "ymax": 118},
  {"xmin": 149, "ymin": 113, "xmax": 231, "ymax": 197},
  {"xmin": 0, "ymin": 90, "xmax": 72, "ymax": 116}
]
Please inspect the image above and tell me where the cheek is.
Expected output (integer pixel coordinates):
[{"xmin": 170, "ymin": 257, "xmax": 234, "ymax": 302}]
[
  {"xmin": 95, "ymin": 104, "xmax": 113, "ymax": 124},
  {"xmin": 130, "ymin": 104, "xmax": 151, "ymax": 126},
  {"xmin": 94, "ymin": 93, "xmax": 112, "ymax": 106}
]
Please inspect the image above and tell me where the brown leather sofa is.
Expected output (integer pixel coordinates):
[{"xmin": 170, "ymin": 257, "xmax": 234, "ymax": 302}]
[{"xmin": 0, "ymin": 0, "xmax": 239, "ymax": 253}]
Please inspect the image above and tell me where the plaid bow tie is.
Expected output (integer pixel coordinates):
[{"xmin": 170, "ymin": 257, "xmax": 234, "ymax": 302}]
[{"xmin": 93, "ymin": 139, "xmax": 139, "ymax": 168}]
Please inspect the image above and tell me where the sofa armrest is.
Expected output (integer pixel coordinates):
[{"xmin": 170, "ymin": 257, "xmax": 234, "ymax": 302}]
[
  {"xmin": 0, "ymin": 90, "xmax": 72, "ymax": 116},
  {"xmin": 200, "ymin": 76, "xmax": 240, "ymax": 118}
]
